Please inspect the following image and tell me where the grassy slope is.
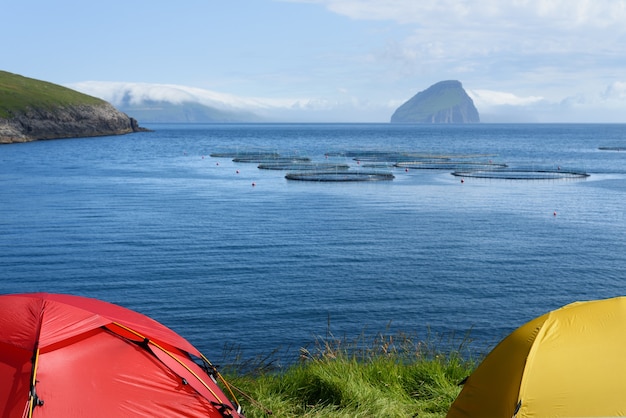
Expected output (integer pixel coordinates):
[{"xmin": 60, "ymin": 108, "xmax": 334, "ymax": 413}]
[
  {"xmin": 417, "ymin": 89, "xmax": 465, "ymax": 116},
  {"xmin": 222, "ymin": 332, "xmax": 476, "ymax": 417},
  {"xmin": 0, "ymin": 70, "xmax": 104, "ymax": 119},
  {"xmin": 397, "ymin": 89, "xmax": 465, "ymax": 122}
]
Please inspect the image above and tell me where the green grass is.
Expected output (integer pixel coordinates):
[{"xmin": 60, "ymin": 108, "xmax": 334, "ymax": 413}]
[
  {"xmin": 0, "ymin": 70, "xmax": 104, "ymax": 118},
  {"xmin": 396, "ymin": 90, "xmax": 466, "ymax": 122},
  {"xmin": 220, "ymin": 330, "xmax": 477, "ymax": 417},
  {"xmin": 413, "ymin": 90, "xmax": 465, "ymax": 117}
]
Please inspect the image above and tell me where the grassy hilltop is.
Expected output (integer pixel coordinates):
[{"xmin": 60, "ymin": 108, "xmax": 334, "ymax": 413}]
[
  {"xmin": 0, "ymin": 70, "xmax": 103, "ymax": 119},
  {"xmin": 0, "ymin": 71, "xmax": 146, "ymax": 143}
]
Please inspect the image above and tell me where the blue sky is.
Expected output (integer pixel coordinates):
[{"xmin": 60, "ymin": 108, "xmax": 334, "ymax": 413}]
[{"xmin": 3, "ymin": 0, "xmax": 626, "ymax": 122}]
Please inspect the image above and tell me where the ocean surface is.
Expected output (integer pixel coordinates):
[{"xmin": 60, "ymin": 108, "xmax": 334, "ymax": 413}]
[{"xmin": 2, "ymin": 123, "xmax": 626, "ymax": 364}]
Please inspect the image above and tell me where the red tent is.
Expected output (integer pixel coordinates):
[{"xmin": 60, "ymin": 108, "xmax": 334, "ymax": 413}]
[{"xmin": 0, "ymin": 293, "xmax": 244, "ymax": 417}]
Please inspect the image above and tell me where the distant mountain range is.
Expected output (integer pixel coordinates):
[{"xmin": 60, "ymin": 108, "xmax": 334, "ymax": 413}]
[
  {"xmin": 67, "ymin": 81, "xmax": 379, "ymax": 124},
  {"xmin": 112, "ymin": 80, "xmax": 482, "ymax": 124},
  {"xmin": 78, "ymin": 80, "xmax": 480, "ymax": 124},
  {"xmin": 116, "ymin": 99, "xmax": 262, "ymax": 123}
]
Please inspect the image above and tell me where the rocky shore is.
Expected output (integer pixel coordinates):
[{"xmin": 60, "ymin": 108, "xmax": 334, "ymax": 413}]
[{"xmin": 0, "ymin": 102, "xmax": 148, "ymax": 144}]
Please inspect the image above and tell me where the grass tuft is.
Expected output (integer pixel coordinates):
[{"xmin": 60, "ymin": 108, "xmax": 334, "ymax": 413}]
[
  {"xmin": 222, "ymin": 329, "xmax": 477, "ymax": 417},
  {"xmin": 0, "ymin": 70, "xmax": 104, "ymax": 118}
]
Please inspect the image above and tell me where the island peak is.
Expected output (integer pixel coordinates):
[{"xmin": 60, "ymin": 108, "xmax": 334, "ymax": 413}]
[{"xmin": 390, "ymin": 80, "xmax": 480, "ymax": 124}]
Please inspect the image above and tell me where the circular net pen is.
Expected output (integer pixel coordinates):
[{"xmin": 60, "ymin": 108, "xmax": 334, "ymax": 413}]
[
  {"xmin": 210, "ymin": 151, "xmax": 280, "ymax": 159},
  {"xmin": 285, "ymin": 170, "xmax": 395, "ymax": 182},
  {"xmin": 361, "ymin": 163, "xmax": 397, "ymax": 169},
  {"xmin": 258, "ymin": 162, "xmax": 350, "ymax": 171},
  {"xmin": 326, "ymin": 150, "xmax": 496, "ymax": 163},
  {"xmin": 598, "ymin": 147, "xmax": 626, "ymax": 151},
  {"xmin": 325, "ymin": 151, "xmax": 405, "ymax": 159},
  {"xmin": 451, "ymin": 168, "xmax": 590, "ymax": 180},
  {"xmin": 395, "ymin": 161, "xmax": 507, "ymax": 170},
  {"xmin": 232, "ymin": 156, "xmax": 311, "ymax": 163}
]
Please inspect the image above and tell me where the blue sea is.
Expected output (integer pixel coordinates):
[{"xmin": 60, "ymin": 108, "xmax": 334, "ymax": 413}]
[{"xmin": 2, "ymin": 123, "xmax": 625, "ymax": 363}]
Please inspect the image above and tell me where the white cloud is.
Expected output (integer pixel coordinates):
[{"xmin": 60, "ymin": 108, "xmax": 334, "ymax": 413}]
[
  {"xmin": 465, "ymin": 89, "xmax": 547, "ymax": 122},
  {"xmin": 468, "ymin": 82, "xmax": 626, "ymax": 123},
  {"xmin": 282, "ymin": 0, "xmax": 626, "ymax": 94},
  {"xmin": 467, "ymin": 89, "xmax": 544, "ymax": 108},
  {"xmin": 603, "ymin": 81, "xmax": 626, "ymax": 101},
  {"xmin": 67, "ymin": 81, "xmax": 395, "ymax": 123},
  {"xmin": 67, "ymin": 81, "xmax": 298, "ymax": 111},
  {"xmin": 282, "ymin": 0, "xmax": 626, "ymax": 28},
  {"xmin": 68, "ymin": 79, "xmax": 626, "ymax": 123}
]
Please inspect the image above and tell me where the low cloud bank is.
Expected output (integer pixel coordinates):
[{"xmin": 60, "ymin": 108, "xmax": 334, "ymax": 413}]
[
  {"xmin": 68, "ymin": 81, "xmax": 396, "ymax": 122},
  {"xmin": 468, "ymin": 85, "xmax": 626, "ymax": 123},
  {"xmin": 68, "ymin": 81, "xmax": 292, "ymax": 111},
  {"xmin": 68, "ymin": 80, "xmax": 626, "ymax": 123}
]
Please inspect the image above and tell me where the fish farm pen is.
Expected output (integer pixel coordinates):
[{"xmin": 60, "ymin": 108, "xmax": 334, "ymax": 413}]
[
  {"xmin": 258, "ymin": 162, "xmax": 350, "ymax": 171},
  {"xmin": 451, "ymin": 168, "xmax": 590, "ymax": 180},
  {"xmin": 232, "ymin": 156, "xmax": 311, "ymax": 163},
  {"xmin": 209, "ymin": 151, "xmax": 281, "ymax": 159},
  {"xmin": 209, "ymin": 149, "xmax": 591, "ymax": 183},
  {"xmin": 284, "ymin": 171, "xmax": 395, "ymax": 182},
  {"xmin": 395, "ymin": 161, "xmax": 508, "ymax": 170},
  {"xmin": 598, "ymin": 146, "xmax": 626, "ymax": 151}
]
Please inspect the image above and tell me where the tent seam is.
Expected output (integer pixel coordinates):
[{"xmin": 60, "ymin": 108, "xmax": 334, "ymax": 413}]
[{"xmin": 515, "ymin": 312, "xmax": 552, "ymax": 417}]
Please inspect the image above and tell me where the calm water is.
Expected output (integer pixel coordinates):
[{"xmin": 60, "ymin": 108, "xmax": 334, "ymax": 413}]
[{"xmin": 1, "ymin": 123, "xmax": 626, "ymax": 362}]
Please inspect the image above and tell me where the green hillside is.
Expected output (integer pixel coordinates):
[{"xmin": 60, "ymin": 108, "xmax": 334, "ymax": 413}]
[
  {"xmin": 0, "ymin": 70, "xmax": 104, "ymax": 118},
  {"xmin": 391, "ymin": 80, "xmax": 480, "ymax": 123},
  {"xmin": 406, "ymin": 88, "xmax": 465, "ymax": 120}
]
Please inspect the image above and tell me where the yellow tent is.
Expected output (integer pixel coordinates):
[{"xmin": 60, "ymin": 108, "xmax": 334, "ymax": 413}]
[{"xmin": 447, "ymin": 296, "xmax": 626, "ymax": 418}]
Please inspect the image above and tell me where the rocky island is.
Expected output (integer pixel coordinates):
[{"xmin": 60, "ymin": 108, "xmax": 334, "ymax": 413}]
[
  {"xmin": 0, "ymin": 71, "xmax": 147, "ymax": 144},
  {"xmin": 390, "ymin": 80, "xmax": 479, "ymax": 124}
]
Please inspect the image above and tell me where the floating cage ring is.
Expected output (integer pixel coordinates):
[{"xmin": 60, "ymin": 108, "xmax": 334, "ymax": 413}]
[
  {"xmin": 395, "ymin": 161, "xmax": 508, "ymax": 170},
  {"xmin": 258, "ymin": 163, "xmax": 350, "ymax": 171},
  {"xmin": 209, "ymin": 151, "xmax": 280, "ymax": 159},
  {"xmin": 451, "ymin": 169, "xmax": 590, "ymax": 180},
  {"xmin": 285, "ymin": 171, "xmax": 395, "ymax": 182},
  {"xmin": 232, "ymin": 156, "xmax": 311, "ymax": 163},
  {"xmin": 598, "ymin": 147, "xmax": 626, "ymax": 151},
  {"xmin": 325, "ymin": 151, "xmax": 497, "ymax": 162}
]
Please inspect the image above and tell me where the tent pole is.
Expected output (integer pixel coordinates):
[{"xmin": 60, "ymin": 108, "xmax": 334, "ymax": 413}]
[{"xmin": 27, "ymin": 348, "xmax": 40, "ymax": 417}]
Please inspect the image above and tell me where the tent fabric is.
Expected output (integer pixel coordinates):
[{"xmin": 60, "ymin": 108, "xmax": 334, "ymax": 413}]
[
  {"xmin": 0, "ymin": 293, "xmax": 243, "ymax": 418},
  {"xmin": 447, "ymin": 296, "xmax": 626, "ymax": 418},
  {"xmin": 0, "ymin": 293, "xmax": 200, "ymax": 355}
]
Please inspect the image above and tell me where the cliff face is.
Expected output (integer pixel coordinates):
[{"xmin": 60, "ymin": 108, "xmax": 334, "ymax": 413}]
[
  {"xmin": 2, "ymin": 104, "xmax": 136, "ymax": 143},
  {"xmin": 0, "ymin": 70, "xmax": 148, "ymax": 144},
  {"xmin": 390, "ymin": 80, "xmax": 480, "ymax": 124},
  {"xmin": 0, "ymin": 103, "xmax": 146, "ymax": 144}
]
